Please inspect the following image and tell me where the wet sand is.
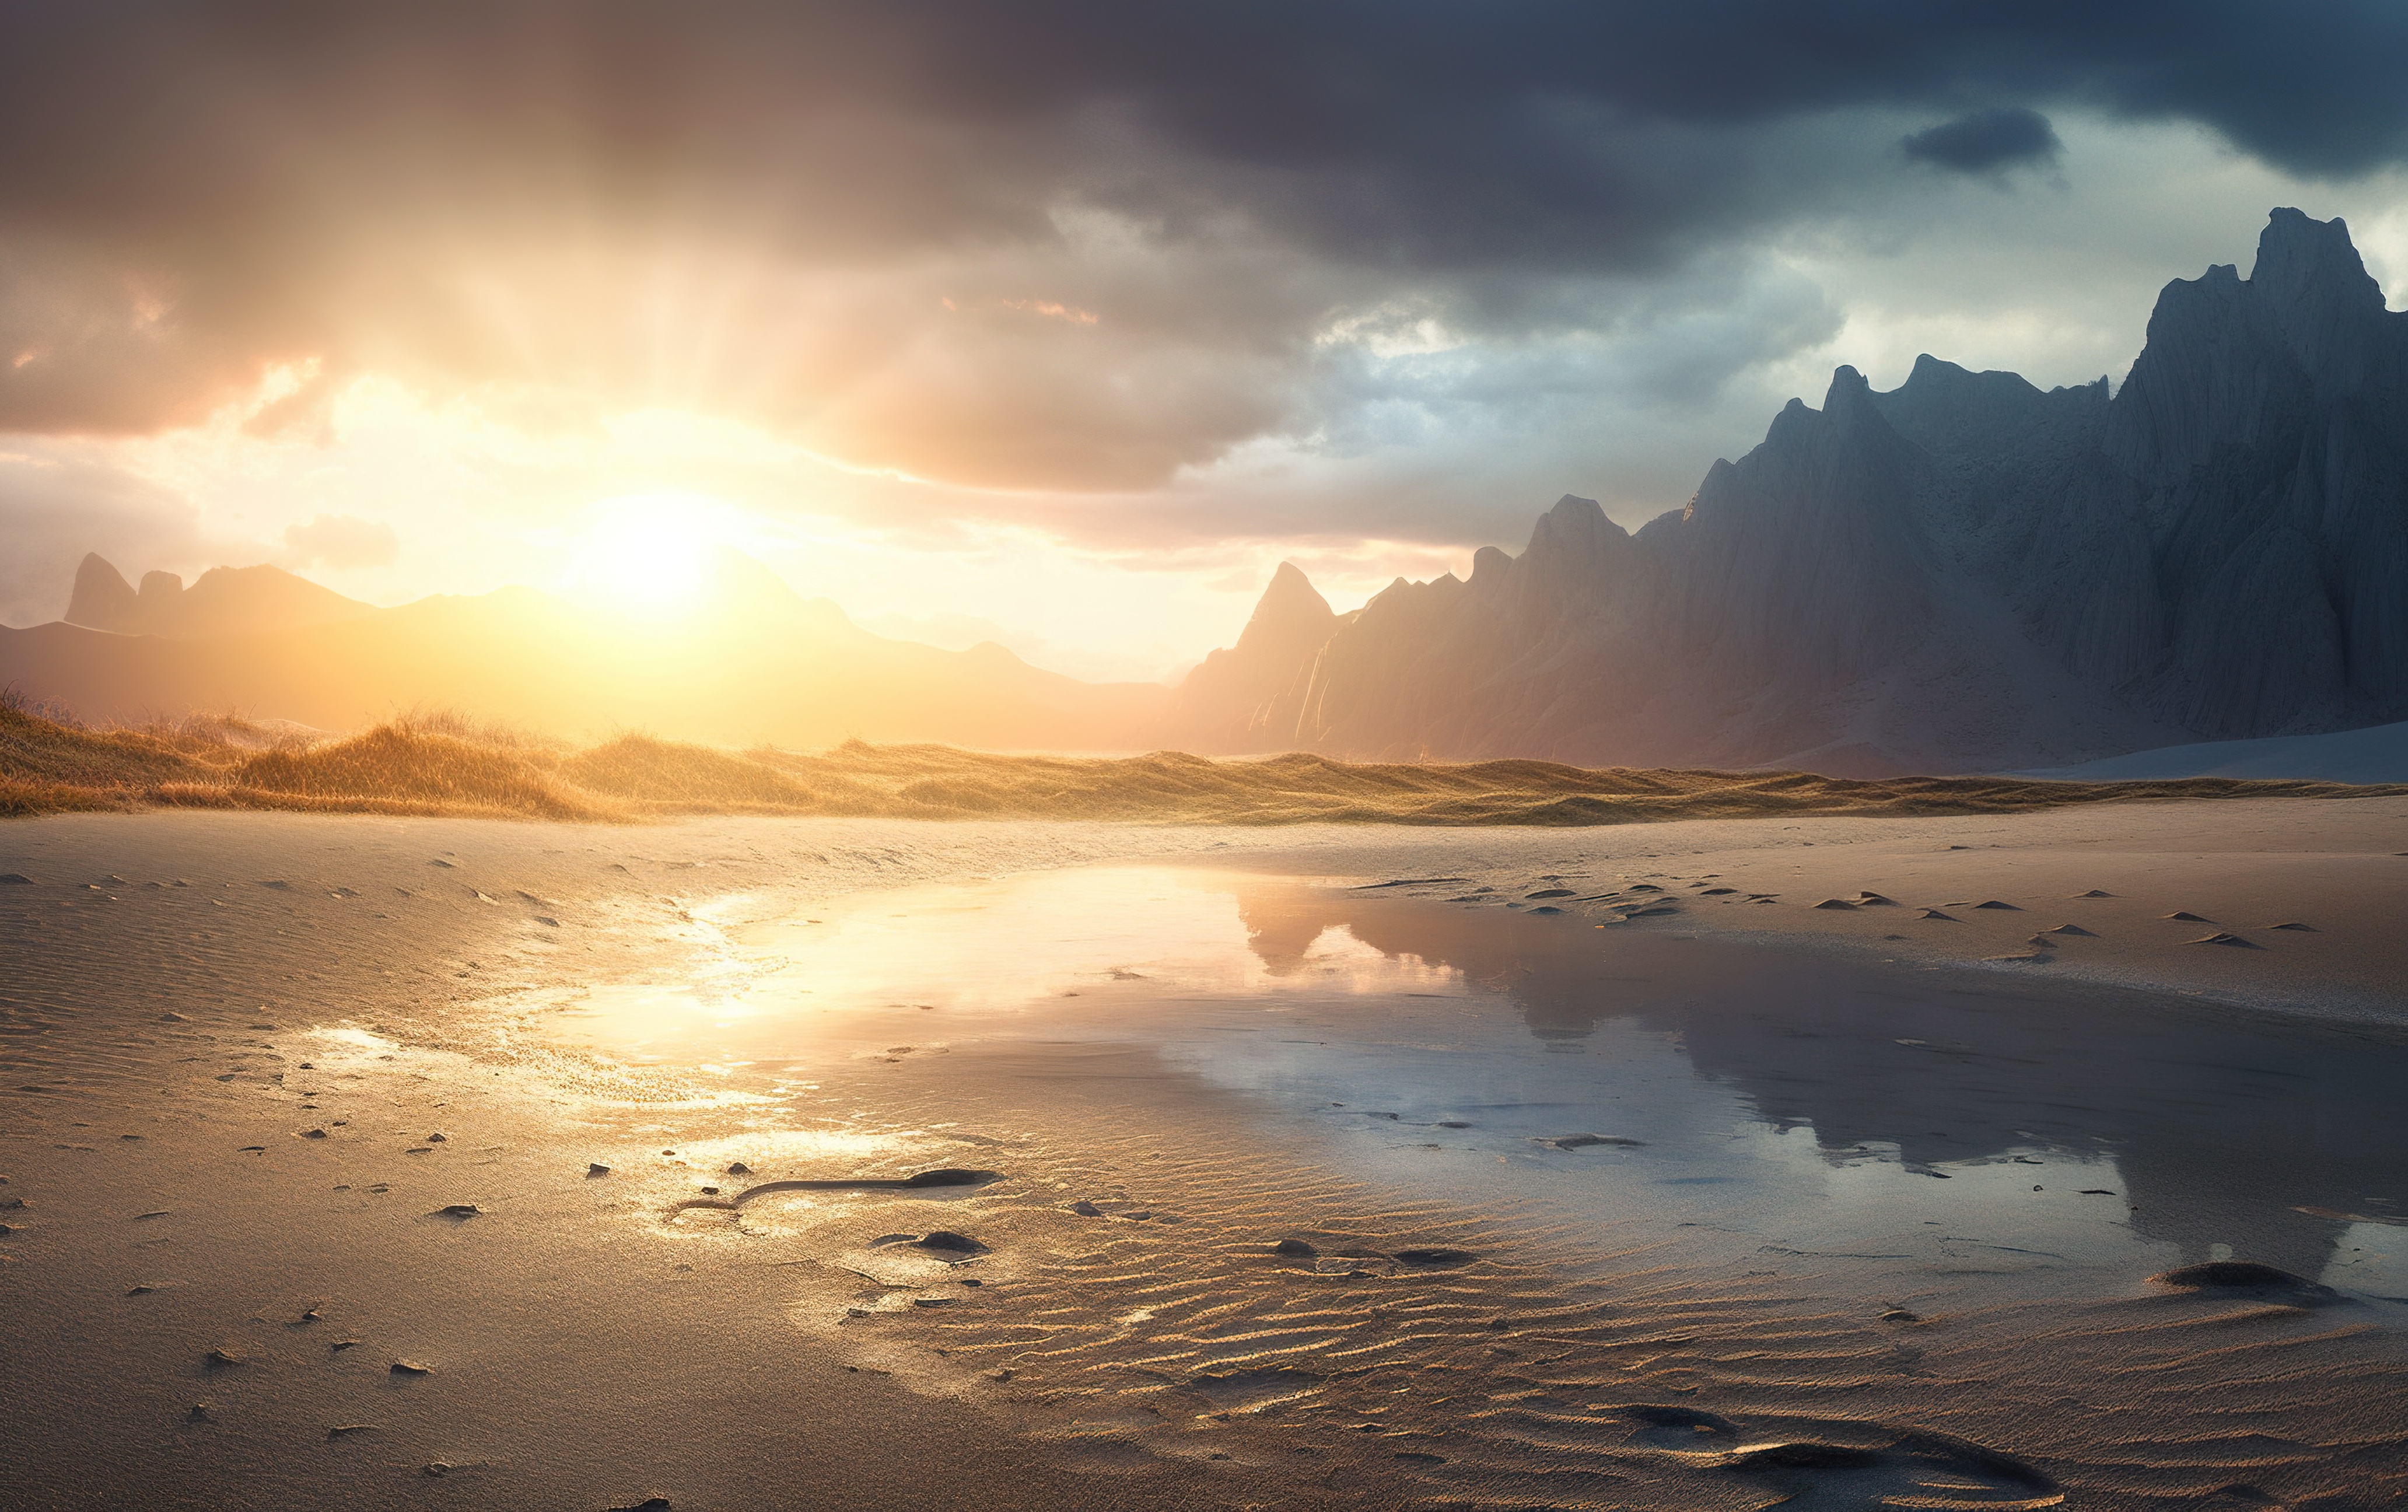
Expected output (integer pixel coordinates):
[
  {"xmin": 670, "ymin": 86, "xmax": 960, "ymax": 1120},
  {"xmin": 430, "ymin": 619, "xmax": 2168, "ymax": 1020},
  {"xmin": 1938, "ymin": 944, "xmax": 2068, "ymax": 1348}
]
[{"xmin": 3, "ymin": 799, "xmax": 2405, "ymax": 1508}]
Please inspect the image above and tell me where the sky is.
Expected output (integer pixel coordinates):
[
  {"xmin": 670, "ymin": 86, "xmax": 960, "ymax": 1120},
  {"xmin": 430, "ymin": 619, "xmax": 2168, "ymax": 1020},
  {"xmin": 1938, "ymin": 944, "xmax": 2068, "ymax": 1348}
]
[{"xmin": 6, "ymin": 2, "xmax": 2408, "ymax": 681}]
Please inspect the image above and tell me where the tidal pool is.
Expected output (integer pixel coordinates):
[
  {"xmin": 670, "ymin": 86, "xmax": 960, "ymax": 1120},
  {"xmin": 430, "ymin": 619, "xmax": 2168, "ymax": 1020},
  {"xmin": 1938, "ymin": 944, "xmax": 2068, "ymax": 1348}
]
[{"xmin": 533, "ymin": 863, "xmax": 2408, "ymax": 1301}]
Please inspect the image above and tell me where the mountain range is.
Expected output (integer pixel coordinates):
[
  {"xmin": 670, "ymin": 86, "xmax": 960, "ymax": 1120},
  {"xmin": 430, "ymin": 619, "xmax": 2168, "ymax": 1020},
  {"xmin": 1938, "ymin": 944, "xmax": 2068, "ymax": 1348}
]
[
  {"xmin": 1163, "ymin": 208, "xmax": 2408, "ymax": 775},
  {"xmin": 4, "ymin": 549, "xmax": 1165, "ymax": 750},
  {"xmin": 5, "ymin": 208, "xmax": 2399, "ymax": 775}
]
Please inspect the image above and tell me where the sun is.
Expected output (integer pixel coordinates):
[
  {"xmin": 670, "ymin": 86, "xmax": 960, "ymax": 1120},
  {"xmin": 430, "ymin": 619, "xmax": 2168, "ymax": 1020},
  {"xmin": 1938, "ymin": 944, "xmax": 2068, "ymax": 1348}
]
[{"xmin": 568, "ymin": 494, "xmax": 729, "ymax": 618}]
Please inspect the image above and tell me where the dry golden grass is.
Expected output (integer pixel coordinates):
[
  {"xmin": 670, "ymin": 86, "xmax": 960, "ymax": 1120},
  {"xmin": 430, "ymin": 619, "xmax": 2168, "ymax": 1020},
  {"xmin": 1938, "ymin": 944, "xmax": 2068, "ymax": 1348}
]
[{"xmin": 2, "ymin": 698, "xmax": 2400, "ymax": 827}]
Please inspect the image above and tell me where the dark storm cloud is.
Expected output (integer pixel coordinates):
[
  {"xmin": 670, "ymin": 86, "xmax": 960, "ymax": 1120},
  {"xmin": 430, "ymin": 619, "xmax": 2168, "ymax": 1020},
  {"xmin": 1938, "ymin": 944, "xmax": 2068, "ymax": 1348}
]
[
  {"xmin": 1, "ymin": 1, "xmax": 2404, "ymax": 484},
  {"xmin": 1902, "ymin": 107, "xmax": 2064, "ymax": 173}
]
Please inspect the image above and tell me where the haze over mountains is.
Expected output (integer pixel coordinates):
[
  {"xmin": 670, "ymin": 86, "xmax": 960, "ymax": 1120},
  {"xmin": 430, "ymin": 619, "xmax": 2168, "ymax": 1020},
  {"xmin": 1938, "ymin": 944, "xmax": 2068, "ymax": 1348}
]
[
  {"xmin": 1165, "ymin": 209, "xmax": 2408, "ymax": 775},
  {"xmin": 6, "ymin": 208, "xmax": 2402, "ymax": 776},
  {"xmin": 5, "ymin": 550, "xmax": 1165, "ymax": 750}
]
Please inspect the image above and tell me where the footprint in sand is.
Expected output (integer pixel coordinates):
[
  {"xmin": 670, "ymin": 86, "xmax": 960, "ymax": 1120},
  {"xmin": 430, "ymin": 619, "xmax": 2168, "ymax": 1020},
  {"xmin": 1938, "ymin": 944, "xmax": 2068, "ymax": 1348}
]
[{"xmin": 2164, "ymin": 910, "xmax": 2212, "ymax": 922}]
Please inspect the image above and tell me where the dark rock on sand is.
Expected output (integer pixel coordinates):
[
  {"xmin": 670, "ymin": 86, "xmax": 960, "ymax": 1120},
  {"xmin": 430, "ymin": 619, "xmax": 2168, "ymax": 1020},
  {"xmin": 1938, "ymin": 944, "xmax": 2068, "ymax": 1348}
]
[
  {"xmin": 204, "ymin": 1348, "xmax": 243, "ymax": 1368},
  {"xmin": 2270, "ymin": 921, "xmax": 2318, "ymax": 931},
  {"xmin": 1916, "ymin": 908, "xmax": 1956, "ymax": 920},
  {"xmin": 1539, "ymin": 1133, "xmax": 1647, "ymax": 1150},
  {"xmin": 912, "ymin": 1230, "xmax": 986, "ymax": 1255},
  {"xmin": 1732, "ymin": 1442, "xmax": 1884, "ymax": 1471},
  {"xmin": 1524, "ymin": 888, "xmax": 1576, "ymax": 899},
  {"xmin": 1392, "ymin": 1247, "xmax": 1479, "ymax": 1267},
  {"xmin": 2165, "ymin": 911, "xmax": 2212, "ymax": 922},
  {"xmin": 1273, "ymin": 1238, "xmax": 1318, "ymax": 1258},
  {"xmin": 1812, "ymin": 898, "xmax": 1857, "ymax": 910},
  {"xmin": 390, "ymin": 1360, "xmax": 432, "ymax": 1376},
  {"xmin": 1972, "ymin": 900, "xmax": 2021, "ymax": 911},
  {"xmin": 1614, "ymin": 1404, "xmax": 1740, "ymax": 1446},
  {"xmin": 587, "ymin": 1164, "xmax": 611, "ymax": 1177},
  {"xmin": 2154, "ymin": 1261, "xmax": 2340, "ymax": 1303},
  {"xmin": 435, "ymin": 1203, "xmax": 481, "ymax": 1219},
  {"xmin": 2189, "ymin": 932, "xmax": 2262, "ymax": 948},
  {"xmin": 728, "ymin": 1168, "xmax": 1002, "ymax": 1203}
]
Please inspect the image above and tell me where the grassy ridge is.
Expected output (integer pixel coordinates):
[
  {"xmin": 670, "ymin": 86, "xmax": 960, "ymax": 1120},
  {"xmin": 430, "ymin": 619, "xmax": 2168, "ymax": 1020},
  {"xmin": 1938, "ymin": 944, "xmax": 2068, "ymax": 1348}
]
[{"xmin": 4, "ymin": 701, "xmax": 2400, "ymax": 826}]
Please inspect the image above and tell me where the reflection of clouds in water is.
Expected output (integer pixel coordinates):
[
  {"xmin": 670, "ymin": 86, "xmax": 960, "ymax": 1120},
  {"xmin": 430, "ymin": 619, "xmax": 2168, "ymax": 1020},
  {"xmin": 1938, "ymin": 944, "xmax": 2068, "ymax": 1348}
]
[
  {"xmin": 1158, "ymin": 1010, "xmax": 2177, "ymax": 1287},
  {"xmin": 736, "ymin": 867, "xmax": 1461, "ymax": 1016},
  {"xmin": 2324, "ymin": 1220, "xmax": 2408, "ymax": 1293},
  {"xmin": 559, "ymin": 862, "xmax": 2408, "ymax": 1301}
]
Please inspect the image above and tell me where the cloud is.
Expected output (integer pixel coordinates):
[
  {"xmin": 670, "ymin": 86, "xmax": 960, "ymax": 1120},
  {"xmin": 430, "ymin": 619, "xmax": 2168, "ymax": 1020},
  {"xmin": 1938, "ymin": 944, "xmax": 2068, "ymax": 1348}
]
[
  {"xmin": 1902, "ymin": 108, "xmax": 2064, "ymax": 174},
  {"xmin": 282, "ymin": 513, "xmax": 399, "ymax": 571},
  {"xmin": 2, "ymin": 2, "xmax": 2407, "ymax": 502}
]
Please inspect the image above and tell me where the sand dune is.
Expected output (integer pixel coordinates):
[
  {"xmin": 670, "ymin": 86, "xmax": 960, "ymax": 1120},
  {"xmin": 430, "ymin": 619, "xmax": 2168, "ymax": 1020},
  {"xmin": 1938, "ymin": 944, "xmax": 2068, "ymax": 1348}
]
[{"xmin": 6, "ymin": 700, "xmax": 2403, "ymax": 827}]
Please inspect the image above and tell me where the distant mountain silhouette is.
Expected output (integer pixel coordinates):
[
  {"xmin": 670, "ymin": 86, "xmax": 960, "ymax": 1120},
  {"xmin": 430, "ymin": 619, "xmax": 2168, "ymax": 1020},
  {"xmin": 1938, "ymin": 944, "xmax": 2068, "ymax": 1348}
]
[
  {"xmin": 1166, "ymin": 208, "xmax": 2408, "ymax": 774},
  {"xmin": 5, "ymin": 547, "xmax": 1166, "ymax": 749},
  {"xmin": 1170, "ymin": 562, "xmax": 1351, "ymax": 752},
  {"xmin": 66, "ymin": 555, "xmax": 379, "ymax": 639}
]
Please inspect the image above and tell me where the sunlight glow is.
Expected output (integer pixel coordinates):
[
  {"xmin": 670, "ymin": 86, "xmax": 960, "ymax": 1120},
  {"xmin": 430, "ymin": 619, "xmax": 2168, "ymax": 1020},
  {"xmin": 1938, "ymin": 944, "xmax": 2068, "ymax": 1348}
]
[{"xmin": 569, "ymin": 494, "xmax": 730, "ymax": 618}]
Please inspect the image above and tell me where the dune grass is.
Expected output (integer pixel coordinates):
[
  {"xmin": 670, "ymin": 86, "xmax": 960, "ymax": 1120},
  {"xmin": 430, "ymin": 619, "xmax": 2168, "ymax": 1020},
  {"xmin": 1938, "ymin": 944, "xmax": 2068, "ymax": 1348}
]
[
  {"xmin": 3, "ymin": 697, "xmax": 2401, "ymax": 826},
  {"xmin": 5, "ymin": 698, "xmax": 2408, "ymax": 828}
]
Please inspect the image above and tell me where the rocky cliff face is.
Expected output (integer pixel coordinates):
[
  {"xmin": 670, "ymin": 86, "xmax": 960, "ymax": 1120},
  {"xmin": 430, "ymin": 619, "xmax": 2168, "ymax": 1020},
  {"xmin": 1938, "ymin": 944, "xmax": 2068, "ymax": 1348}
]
[{"xmin": 1166, "ymin": 209, "xmax": 2408, "ymax": 774}]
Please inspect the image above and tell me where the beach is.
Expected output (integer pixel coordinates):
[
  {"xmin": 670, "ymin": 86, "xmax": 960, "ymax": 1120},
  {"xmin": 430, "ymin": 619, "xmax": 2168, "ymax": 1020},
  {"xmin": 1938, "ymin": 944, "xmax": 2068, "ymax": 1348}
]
[{"xmin": 5, "ymin": 796, "xmax": 2406, "ymax": 1508}]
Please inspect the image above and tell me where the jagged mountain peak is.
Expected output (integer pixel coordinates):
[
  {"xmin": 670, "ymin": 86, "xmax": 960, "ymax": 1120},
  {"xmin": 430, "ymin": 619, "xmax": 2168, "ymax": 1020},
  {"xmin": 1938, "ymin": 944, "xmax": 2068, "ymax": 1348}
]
[
  {"xmin": 1238, "ymin": 561, "xmax": 1336, "ymax": 646},
  {"xmin": 2252, "ymin": 206, "xmax": 2384, "ymax": 317},
  {"xmin": 66, "ymin": 553, "xmax": 139, "ymax": 629},
  {"xmin": 1162, "ymin": 206, "xmax": 2407, "ymax": 774},
  {"xmin": 58, "ymin": 554, "xmax": 377, "ymax": 639}
]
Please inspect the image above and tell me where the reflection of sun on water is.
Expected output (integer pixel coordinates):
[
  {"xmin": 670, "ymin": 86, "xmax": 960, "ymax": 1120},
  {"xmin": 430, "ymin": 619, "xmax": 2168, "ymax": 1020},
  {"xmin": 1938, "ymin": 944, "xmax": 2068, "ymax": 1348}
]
[{"xmin": 540, "ymin": 869, "xmax": 1464, "ymax": 1062}]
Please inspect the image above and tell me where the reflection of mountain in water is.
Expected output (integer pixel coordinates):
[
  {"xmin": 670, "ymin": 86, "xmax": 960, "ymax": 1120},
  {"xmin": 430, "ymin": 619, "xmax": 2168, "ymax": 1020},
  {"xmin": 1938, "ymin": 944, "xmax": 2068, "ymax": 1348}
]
[{"xmin": 1230, "ymin": 885, "xmax": 2408, "ymax": 1282}]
